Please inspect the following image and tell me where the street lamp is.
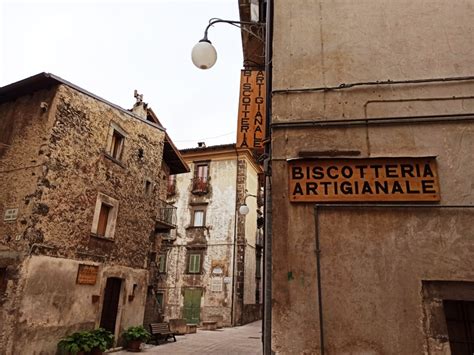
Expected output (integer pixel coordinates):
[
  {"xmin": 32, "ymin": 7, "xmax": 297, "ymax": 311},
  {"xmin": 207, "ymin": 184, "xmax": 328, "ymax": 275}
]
[
  {"xmin": 238, "ymin": 193, "xmax": 257, "ymax": 215},
  {"xmin": 191, "ymin": 18, "xmax": 264, "ymax": 70}
]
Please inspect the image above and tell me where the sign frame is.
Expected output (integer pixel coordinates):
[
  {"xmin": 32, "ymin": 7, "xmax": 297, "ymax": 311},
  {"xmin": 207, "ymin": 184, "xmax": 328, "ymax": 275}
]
[
  {"xmin": 288, "ymin": 156, "xmax": 440, "ymax": 203},
  {"xmin": 76, "ymin": 264, "xmax": 99, "ymax": 285}
]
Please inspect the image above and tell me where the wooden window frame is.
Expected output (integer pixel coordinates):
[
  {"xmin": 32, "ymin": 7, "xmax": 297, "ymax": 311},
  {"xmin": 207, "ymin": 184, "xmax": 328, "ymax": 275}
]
[
  {"xmin": 186, "ymin": 251, "xmax": 203, "ymax": 274},
  {"xmin": 91, "ymin": 193, "xmax": 119, "ymax": 240},
  {"xmin": 105, "ymin": 123, "xmax": 127, "ymax": 164},
  {"xmin": 157, "ymin": 253, "xmax": 167, "ymax": 274},
  {"xmin": 192, "ymin": 209, "xmax": 206, "ymax": 227}
]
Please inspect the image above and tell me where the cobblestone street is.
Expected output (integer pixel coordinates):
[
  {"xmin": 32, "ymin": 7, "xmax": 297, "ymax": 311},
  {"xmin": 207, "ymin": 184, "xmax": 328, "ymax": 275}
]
[{"xmin": 116, "ymin": 321, "xmax": 262, "ymax": 355}]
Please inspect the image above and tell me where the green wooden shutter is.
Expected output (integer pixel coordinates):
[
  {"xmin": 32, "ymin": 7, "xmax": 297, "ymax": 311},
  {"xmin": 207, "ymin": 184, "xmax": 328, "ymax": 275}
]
[{"xmin": 189, "ymin": 254, "xmax": 201, "ymax": 273}]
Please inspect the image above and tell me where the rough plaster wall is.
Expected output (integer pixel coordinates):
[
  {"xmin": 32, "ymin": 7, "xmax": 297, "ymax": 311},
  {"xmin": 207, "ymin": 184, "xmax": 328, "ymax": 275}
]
[
  {"xmin": 163, "ymin": 157, "xmax": 237, "ymax": 325},
  {"xmin": 243, "ymin": 158, "xmax": 259, "ymax": 305},
  {"xmin": 271, "ymin": 1, "xmax": 474, "ymax": 353},
  {"xmin": 272, "ymin": 0, "xmax": 474, "ymax": 123},
  {"xmin": 11, "ymin": 255, "xmax": 147, "ymax": 354}
]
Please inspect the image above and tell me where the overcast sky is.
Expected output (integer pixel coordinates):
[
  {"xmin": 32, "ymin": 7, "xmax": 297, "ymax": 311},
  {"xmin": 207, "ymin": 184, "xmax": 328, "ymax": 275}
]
[{"xmin": 0, "ymin": 0, "xmax": 243, "ymax": 148}]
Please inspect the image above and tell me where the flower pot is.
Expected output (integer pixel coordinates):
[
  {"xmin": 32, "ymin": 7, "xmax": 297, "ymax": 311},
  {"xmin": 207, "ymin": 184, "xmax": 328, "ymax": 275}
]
[{"xmin": 126, "ymin": 340, "xmax": 143, "ymax": 352}]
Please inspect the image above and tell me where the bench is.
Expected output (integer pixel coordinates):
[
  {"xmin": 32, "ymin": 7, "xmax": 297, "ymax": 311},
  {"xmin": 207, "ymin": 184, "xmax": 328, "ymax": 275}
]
[{"xmin": 149, "ymin": 322, "xmax": 177, "ymax": 345}]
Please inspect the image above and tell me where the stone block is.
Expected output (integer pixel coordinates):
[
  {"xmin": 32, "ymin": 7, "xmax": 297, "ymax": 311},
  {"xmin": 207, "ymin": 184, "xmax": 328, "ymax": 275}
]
[{"xmin": 169, "ymin": 319, "xmax": 187, "ymax": 335}]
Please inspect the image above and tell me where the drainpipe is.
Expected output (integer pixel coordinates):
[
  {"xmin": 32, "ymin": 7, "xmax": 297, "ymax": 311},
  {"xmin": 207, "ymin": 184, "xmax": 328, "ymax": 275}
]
[
  {"xmin": 263, "ymin": 0, "xmax": 274, "ymax": 353},
  {"xmin": 231, "ymin": 148, "xmax": 240, "ymax": 326},
  {"xmin": 313, "ymin": 203, "xmax": 474, "ymax": 354}
]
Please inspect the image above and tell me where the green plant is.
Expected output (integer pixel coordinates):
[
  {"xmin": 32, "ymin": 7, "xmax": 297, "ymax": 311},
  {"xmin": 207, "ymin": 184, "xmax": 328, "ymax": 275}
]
[
  {"xmin": 91, "ymin": 328, "xmax": 114, "ymax": 350},
  {"xmin": 58, "ymin": 328, "xmax": 114, "ymax": 354},
  {"xmin": 122, "ymin": 326, "xmax": 151, "ymax": 343}
]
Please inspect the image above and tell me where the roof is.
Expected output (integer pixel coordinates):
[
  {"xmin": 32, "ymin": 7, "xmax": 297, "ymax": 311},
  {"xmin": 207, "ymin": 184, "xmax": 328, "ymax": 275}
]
[
  {"xmin": 180, "ymin": 143, "xmax": 237, "ymax": 154},
  {"xmin": 164, "ymin": 133, "xmax": 189, "ymax": 174},
  {"xmin": 0, "ymin": 72, "xmax": 189, "ymax": 174},
  {"xmin": 0, "ymin": 72, "xmax": 165, "ymax": 130}
]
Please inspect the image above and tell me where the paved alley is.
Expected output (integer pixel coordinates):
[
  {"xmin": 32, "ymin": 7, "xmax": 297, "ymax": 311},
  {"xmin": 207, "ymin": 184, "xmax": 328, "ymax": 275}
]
[{"xmin": 116, "ymin": 320, "xmax": 262, "ymax": 355}]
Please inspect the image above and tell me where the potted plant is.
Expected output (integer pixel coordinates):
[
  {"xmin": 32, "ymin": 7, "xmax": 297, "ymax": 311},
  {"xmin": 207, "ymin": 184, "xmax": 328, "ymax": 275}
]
[
  {"xmin": 57, "ymin": 328, "xmax": 114, "ymax": 355},
  {"xmin": 122, "ymin": 326, "xmax": 151, "ymax": 352},
  {"xmin": 90, "ymin": 328, "xmax": 114, "ymax": 354}
]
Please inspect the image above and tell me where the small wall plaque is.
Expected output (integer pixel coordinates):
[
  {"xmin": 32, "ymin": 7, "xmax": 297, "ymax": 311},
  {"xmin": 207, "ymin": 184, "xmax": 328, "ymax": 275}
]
[
  {"xmin": 4, "ymin": 208, "xmax": 18, "ymax": 222},
  {"xmin": 76, "ymin": 264, "xmax": 99, "ymax": 285}
]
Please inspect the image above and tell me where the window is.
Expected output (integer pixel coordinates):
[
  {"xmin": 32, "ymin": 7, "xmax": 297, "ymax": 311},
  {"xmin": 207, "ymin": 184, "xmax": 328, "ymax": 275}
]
[
  {"xmin": 157, "ymin": 253, "xmax": 167, "ymax": 273},
  {"xmin": 105, "ymin": 123, "xmax": 127, "ymax": 162},
  {"xmin": 156, "ymin": 292, "xmax": 164, "ymax": 311},
  {"xmin": 192, "ymin": 162, "xmax": 209, "ymax": 193},
  {"xmin": 145, "ymin": 180, "xmax": 152, "ymax": 194},
  {"xmin": 443, "ymin": 300, "xmax": 474, "ymax": 354},
  {"xmin": 97, "ymin": 204, "xmax": 111, "ymax": 237},
  {"xmin": 188, "ymin": 253, "xmax": 202, "ymax": 274},
  {"xmin": 3, "ymin": 208, "xmax": 18, "ymax": 222},
  {"xmin": 0, "ymin": 268, "xmax": 7, "ymax": 293},
  {"xmin": 91, "ymin": 193, "xmax": 119, "ymax": 239},
  {"xmin": 167, "ymin": 175, "xmax": 176, "ymax": 196},
  {"xmin": 193, "ymin": 210, "xmax": 205, "ymax": 227}
]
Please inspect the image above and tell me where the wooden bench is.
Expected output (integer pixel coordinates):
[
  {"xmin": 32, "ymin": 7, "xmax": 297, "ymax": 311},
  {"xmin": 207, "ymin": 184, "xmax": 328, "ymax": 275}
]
[{"xmin": 149, "ymin": 322, "xmax": 177, "ymax": 345}]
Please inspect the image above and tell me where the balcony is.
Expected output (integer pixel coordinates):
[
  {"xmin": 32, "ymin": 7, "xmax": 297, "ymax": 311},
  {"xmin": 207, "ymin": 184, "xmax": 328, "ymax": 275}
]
[
  {"xmin": 192, "ymin": 177, "xmax": 209, "ymax": 195},
  {"xmin": 156, "ymin": 200, "xmax": 177, "ymax": 230}
]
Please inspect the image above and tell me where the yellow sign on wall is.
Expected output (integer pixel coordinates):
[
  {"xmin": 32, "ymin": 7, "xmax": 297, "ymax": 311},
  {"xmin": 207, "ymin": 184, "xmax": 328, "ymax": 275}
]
[
  {"xmin": 236, "ymin": 70, "xmax": 266, "ymax": 149},
  {"xmin": 76, "ymin": 264, "xmax": 99, "ymax": 285},
  {"xmin": 288, "ymin": 157, "xmax": 440, "ymax": 203}
]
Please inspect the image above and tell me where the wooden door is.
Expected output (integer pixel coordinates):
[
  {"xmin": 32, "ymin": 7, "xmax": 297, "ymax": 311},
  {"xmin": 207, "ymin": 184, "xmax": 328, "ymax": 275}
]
[
  {"xmin": 100, "ymin": 277, "xmax": 122, "ymax": 334},
  {"xmin": 183, "ymin": 288, "xmax": 202, "ymax": 324}
]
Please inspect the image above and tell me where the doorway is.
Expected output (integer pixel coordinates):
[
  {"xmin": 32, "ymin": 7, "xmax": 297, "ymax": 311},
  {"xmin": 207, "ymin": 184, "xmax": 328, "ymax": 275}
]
[
  {"xmin": 100, "ymin": 277, "xmax": 122, "ymax": 334},
  {"xmin": 183, "ymin": 288, "xmax": 202, "ymax": 324},
  {"xmin": 443, "ymin": 300, "xmax": 474, "ymax": 354}
]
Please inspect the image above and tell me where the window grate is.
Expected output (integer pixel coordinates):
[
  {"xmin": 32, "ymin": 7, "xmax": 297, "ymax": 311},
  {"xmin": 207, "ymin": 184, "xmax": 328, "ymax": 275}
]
[{"xmin": 443, "ymin": 300, "xmax": 474, "ymax": 355}]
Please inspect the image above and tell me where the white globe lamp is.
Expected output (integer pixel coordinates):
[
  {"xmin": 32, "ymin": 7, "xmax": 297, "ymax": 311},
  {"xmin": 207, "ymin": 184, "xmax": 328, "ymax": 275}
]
[
  {"xmin": 191, "ymin": 40, "xmax": 217, "ymax": 70},
  {"xmin": 239, "ymin": 204, "xmax": 250, "ymax": 215}
]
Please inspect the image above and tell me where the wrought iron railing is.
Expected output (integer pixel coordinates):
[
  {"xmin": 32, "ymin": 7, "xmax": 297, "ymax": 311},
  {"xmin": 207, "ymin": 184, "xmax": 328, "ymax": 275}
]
[
  {"xmin": 192, "ymin": 177, "xmax": 209, "ymax": 194},
  {"xmin": 156, "ymin": 200, "xmax": 177, "ymax": 228}
]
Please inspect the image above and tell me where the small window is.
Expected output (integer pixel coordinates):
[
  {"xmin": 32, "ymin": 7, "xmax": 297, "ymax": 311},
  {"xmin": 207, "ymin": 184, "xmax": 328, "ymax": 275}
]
[
  {"xmin": 192, "ymin": 210, "xmax": 205, "ymax": 227},
  {"xmin": 106, "ymin": 123, "xmax": 127, "ymax": 163},
  {"xmin": 145, "ymin": 180, "xmax": 152, "ymax": 194},
  {"xmin": 3, "ymin": 208, "xmax": 18, "ymax": 222},
  {"xmin": 91, "ymin": 193, "xmax": 119, "ymax": 239},
  {"xmin": 156, "ymin": 292, "xmax": 164, "ymax": 311},
  {"xmin": 110, "ymin": 130, "xmax": 124, "ymax": 160},
  {"xmin": 167, "ymin": 175, "xmax": 176, "ymax": 196},
  {"xmin": 188, "ymin": 253, "xmax": 201, "ymax": 274},
  {"xmin": 97, "ymin": 203, "xmax": 111, "ymax": 237},
  {"xmin": 157, "ymin": 253, "xmax": 167, "ymax": 273},
  {"xmin": 0, "ymin": 268, "xmax": 7, "ymax": 293},
  {"xmin": 192, "ymin": 162, "xmax": 209, "ymax": 193}
]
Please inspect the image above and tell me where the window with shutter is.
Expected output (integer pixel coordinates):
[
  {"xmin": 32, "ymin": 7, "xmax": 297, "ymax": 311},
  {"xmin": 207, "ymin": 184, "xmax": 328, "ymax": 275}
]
[
  {"xmin": 188, "ymin": 254, "xmax": 201, "ymax": 274},
  {"xmin": 97, "ymin": 204, "xmax": 111, "ymax": 237}
]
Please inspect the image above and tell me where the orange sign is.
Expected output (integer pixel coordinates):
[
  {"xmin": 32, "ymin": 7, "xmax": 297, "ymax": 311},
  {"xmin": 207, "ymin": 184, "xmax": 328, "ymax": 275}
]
[
  {"xmin": 236, "ymin": 70, "xmax": 266, "ymax": 149},
  {"xmin": 76, "ymin": 264, "xmax": 99, "ymax": 285},
  {"xmin": 289, "ymin": 157, "xmax": 440, "ymax": 203}
]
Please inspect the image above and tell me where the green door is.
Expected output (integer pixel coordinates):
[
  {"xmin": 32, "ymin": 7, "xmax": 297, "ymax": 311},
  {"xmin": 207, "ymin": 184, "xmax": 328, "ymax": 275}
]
[{"xmin": 183, "ymin": 288, "xmax": 202, "ymax": 324}]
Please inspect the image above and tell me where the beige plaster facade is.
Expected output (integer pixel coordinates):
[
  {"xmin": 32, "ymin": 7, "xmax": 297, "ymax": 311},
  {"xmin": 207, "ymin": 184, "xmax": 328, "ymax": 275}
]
[
  {"xmin": 0, "ymin": 73, "xmax": 187, "ymax": 354},
  {"xmin": 253, "ymin": 1, "xmax": 474, "ymax": 354},
  {"xmin": 159, "ymin": 144, "xmax": 263, "ymax": 327}
]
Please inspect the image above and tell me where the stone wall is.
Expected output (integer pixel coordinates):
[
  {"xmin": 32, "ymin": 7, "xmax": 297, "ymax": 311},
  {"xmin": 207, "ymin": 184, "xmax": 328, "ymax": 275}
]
[{"xmin": 0, "ymin": 83, "xmax": 168, "ymax": 353}]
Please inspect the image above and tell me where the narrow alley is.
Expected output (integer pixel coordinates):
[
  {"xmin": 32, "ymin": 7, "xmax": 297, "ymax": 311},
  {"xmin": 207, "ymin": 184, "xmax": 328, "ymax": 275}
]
[{"xmin": 116, "ymin": 321, "xmax": 262, "ymax": 355}]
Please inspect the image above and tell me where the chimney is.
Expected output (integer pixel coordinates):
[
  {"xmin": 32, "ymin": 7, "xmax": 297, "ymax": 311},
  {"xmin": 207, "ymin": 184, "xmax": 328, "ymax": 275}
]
[
  {"xmin": 197, "ymin": 142, "xmax": 206, "ymax": 148},
  {"xmin": 131, "ymin": 90, "xmax": 148, "ymax": 119}
]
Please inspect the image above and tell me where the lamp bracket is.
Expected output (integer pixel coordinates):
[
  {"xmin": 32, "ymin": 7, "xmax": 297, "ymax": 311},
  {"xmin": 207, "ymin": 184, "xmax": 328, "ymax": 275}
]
[{"xmin": 202, "ymin": 18, "xmax": 265, "ymax": 43}]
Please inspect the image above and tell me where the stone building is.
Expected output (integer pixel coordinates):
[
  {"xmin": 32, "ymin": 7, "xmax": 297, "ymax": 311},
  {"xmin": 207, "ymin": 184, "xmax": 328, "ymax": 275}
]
[
  {"xmin": 240, "ymin": 0, "xmax": 474, "ymax": 354},
  {"xmin": 0, "ymin": 72, "xmax": 188, "ymax": 354},
  {"xmin": 157, "ymin": 143, "xmax": 263, "ymax": 327}
]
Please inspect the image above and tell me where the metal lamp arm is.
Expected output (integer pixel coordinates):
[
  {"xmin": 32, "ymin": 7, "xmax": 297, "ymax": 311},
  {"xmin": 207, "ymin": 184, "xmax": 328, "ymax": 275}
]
[{"xmin": 201, "ymin": 18, "xmax": 265, "ymax": 42}]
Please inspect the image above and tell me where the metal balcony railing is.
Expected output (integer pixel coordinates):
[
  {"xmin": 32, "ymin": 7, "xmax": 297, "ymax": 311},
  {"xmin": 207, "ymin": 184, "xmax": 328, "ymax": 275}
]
[
  {"xmin": 156, "ymin": 200, "xmax": 177, "ymax": 229},
  {"xmin": 192, "ymin": 177, "xmax": 209, "ymax": 194}
]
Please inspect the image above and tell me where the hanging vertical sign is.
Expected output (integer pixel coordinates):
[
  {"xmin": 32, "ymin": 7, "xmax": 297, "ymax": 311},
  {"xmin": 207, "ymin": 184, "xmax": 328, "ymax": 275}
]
[{"xmin": 236, "ymin": 70, "xmax": 266, "ymax": 150}]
